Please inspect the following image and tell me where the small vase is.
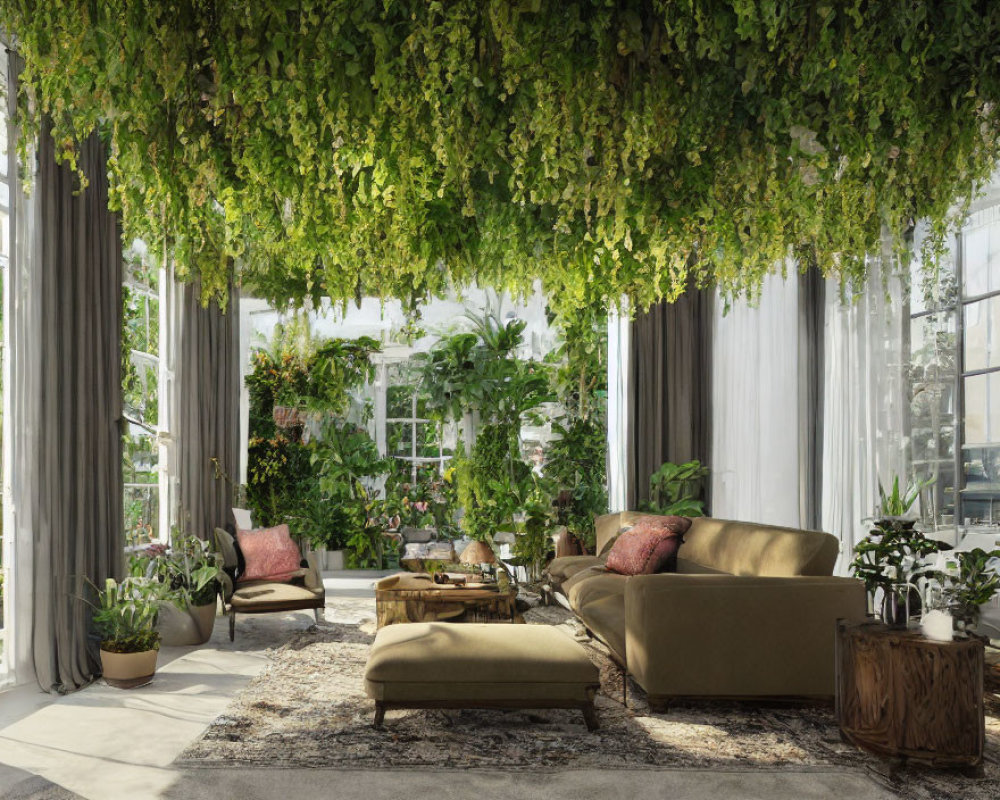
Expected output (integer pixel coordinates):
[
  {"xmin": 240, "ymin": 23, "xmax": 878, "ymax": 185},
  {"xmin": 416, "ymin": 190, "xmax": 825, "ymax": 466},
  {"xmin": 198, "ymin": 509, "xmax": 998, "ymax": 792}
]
[{"xmin": 882, "ymin": 587, "xmax": 909, "ymax": 629}]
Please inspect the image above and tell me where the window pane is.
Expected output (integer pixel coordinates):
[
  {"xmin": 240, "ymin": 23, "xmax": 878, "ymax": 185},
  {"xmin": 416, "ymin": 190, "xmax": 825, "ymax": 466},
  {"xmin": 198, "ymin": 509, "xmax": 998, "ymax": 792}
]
[
  {"xmin": 386, "ymin": 385, "xmax": 411, "ymax": 418},
  {"xmin": 963, "ymin": 225, "xmax": 994, "ymax": 297},
  {"xmin": 961, "ymin": 445, "xmax": 1000, "ymax": 524},
  {"xmin": 386, "ymin": 421, "xmax": 410, "ymax": 456},
  {"xmin": 908, "ymin": 308, "xmax": 958, "ymax": 527},
  {"xmin": 964, "ymin": 373, "xmax": 988, "ymax": 444},
  {"xmin": 963, "ymin": 296, "xmax": 1000, "ymax": 371}
]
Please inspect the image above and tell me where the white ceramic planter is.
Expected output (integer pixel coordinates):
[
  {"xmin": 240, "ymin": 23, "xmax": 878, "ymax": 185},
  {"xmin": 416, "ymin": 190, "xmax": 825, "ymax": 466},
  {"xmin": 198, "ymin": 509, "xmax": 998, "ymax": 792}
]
[
  {"xmin": 311, "ymin": 546, "xmax": 345, "ymax": 571},
  {"xmin": 100, "ymin": 648, "xmax": 158, "ymax": 689},
  {"xmin": 327, "ymin": 549, "xmax": 345, "ymax": 571},
  {"xmin": 158, "ymin": 600, "xmax": 217, "ymax": 646}
]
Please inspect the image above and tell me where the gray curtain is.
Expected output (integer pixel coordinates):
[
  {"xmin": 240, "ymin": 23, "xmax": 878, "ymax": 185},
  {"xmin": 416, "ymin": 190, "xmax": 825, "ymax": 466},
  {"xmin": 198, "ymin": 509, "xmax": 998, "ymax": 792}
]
[
  {"xmin": 630, "ymin": 288, "xmax": 713, "ymax": 509},
  {"xmin": 32, "ymin": 119, "xmax": 124, "ymax": 693},
  {"xmin": 175, "ymin": 281, "xmax": 240, "ymax": 539},
  {"xmin": 798, "ymin": 267, "xmax": 826, "ymax": 530}
]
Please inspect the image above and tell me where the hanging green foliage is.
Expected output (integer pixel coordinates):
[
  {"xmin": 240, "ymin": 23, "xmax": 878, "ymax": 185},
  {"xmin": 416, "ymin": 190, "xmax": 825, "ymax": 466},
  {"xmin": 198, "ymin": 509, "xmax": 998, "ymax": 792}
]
[{"xmin": 5, "ymin": 1, "xmax": 1000, "ymax": 311}]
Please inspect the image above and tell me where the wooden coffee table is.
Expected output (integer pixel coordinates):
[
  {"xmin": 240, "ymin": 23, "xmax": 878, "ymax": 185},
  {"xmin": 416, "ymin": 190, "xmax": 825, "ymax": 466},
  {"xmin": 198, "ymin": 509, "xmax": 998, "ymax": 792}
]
[{"xmin": 375, "ymin": 573, "xmax": 521, "ymax": 628}]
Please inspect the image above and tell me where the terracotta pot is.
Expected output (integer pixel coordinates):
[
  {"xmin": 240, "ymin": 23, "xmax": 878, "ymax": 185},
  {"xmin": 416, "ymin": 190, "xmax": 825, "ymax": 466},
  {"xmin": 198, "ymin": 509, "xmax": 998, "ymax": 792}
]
[
  {"xmin": 100, "ymin": 648, "xmax": 158, "ymax": 689},
  {"xmin": 158, "ymin": 600, "xmax": 218, "ymax": 646}
]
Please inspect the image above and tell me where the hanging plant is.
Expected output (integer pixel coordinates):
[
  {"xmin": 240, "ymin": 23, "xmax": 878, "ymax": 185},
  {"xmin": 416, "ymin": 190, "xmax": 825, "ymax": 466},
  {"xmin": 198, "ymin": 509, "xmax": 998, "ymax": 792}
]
[{"xmin": 3, "ymin": 1, "xmax": 999, "ymax": 314}]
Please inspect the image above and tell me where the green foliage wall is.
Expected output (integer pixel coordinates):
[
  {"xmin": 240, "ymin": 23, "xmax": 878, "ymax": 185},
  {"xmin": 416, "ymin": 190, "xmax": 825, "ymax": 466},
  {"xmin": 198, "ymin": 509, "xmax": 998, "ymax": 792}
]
[
  {"xmin": 243, "ymin": 335, "xmax": 379, "ymax": 547},
  {"xmin": 5, "ymin": 1, "xmax": 999, "ymax": 313}
]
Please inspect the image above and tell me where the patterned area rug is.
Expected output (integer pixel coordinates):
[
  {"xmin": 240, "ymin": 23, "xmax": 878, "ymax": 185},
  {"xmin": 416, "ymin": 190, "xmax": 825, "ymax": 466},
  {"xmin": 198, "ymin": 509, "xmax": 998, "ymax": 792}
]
[{"xmin": 177, "ymin": 607, "xmax": 1000, "ymax": 800}]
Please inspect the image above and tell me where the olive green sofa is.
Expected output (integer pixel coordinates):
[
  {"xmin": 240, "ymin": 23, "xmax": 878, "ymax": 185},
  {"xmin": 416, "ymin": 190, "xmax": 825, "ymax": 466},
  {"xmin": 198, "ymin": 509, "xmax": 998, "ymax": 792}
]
[{"xmin": 545, "ymin": 512, "xmax": 867, "ymax": 708}]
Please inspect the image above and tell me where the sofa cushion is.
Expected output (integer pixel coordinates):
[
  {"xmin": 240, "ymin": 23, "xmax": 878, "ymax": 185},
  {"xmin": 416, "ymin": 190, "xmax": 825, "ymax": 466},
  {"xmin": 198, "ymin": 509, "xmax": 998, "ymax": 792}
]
[
  {"xmin": 606, "ymin": 516, "xmax": 691, "ymax": 575},
  {"xmin": 567, "ymin": 571, "xmax": 627, "ymax": 612},
  {"xmin": 562, "ymin": 564, "xmax": 610, "ymax": 596},
  {"xmin": 683, "ymin": 517, "xmax": 839, "ymax": 577},
  {"xmin": 547, "ymin": 554, "xmax": 604, "ymax": 582},
  {"xmin": 576, "ymin": 593, "xmax": 627, "ymax": 663}
]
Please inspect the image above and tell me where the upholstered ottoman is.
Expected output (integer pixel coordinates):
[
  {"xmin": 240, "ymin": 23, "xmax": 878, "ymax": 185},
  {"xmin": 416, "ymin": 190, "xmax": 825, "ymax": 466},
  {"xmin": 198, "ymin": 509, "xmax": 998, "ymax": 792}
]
[{"xmin": 364, "ymin": 622, "xmax": 601, "ymax": 730}]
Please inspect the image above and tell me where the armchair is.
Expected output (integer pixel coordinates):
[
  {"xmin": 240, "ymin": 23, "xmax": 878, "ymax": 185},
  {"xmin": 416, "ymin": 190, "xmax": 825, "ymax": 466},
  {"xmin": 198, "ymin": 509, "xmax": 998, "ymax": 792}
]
[{"xmin": 213, "ymin": 528, "xmax": 326, "ymax": 641}]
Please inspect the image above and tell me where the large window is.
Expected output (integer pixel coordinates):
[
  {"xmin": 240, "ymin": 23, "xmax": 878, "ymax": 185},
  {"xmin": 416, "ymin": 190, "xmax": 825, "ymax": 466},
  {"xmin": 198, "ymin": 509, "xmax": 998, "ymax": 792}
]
[
  {"xmin": 122, "ymin": 250, "xmax": 160, "ymax": 544},
  {"xmin": 958, "ymin": 206, "xmax": 1000, "ymax": 525},
  {"xmin": 909, "ymin": 203, "xmax": 1000, "ymax": 532},
  {"xmin": 381, "ymin": 359, "xmax": 454, "ymax": 483}
]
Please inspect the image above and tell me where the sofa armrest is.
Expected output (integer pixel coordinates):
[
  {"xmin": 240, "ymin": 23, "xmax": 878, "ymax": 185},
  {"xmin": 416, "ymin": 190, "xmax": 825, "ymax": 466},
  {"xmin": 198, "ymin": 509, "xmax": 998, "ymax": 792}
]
[
  {"xmin": 304, "ymin": 553, "xmax": 324, "ymax": 593},
  {"xmin": 625, "ymin": 574, "xmax": 867, "ymax": 699}
]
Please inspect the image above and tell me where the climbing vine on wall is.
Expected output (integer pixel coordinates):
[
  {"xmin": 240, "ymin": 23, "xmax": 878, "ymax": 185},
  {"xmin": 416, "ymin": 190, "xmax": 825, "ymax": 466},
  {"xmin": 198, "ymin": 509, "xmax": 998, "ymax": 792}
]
[{"xmin": 3, "ymin": 1, "xmax": 1000, "ymax": 313}]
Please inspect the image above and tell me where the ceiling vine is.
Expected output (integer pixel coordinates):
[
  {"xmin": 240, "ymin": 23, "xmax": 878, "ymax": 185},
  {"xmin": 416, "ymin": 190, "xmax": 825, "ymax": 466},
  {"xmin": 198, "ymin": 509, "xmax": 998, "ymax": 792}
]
[{"xmin": 2, "ymin": 1, "xmax": 998, "ymax": 313}]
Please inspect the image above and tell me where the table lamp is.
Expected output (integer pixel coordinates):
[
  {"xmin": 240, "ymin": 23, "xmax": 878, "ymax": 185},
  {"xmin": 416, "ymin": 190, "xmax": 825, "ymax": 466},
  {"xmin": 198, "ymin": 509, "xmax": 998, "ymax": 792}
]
[{"xmin": 459, "ymin": 540, "xmax": 496, "ymax": 579}]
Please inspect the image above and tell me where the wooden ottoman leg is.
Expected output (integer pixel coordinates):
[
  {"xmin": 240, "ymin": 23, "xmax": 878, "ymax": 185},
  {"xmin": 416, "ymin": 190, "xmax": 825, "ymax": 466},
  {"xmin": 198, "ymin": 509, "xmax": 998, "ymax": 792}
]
[
  {"xmin": 373, "ymin": 702, "xmax": 386, "ymax": 729},
  {"xmin": 582, "ymin": 702, "xmax": 599, "ymax": 732},
  {"xmin": 228, "ymin": 609, "xmax": 236, "ymax": 642}
]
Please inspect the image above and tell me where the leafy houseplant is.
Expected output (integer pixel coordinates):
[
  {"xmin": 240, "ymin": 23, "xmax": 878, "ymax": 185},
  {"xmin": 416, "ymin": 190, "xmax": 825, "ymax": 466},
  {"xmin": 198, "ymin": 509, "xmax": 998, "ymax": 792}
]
[
  {"xmin": 544, "ymin": 417, "xmax": 607, "ymax": 553},
  {"xmin": 850, "ymin": 526, "xmax": 946, "ymax": 628},
  {"xmin": 508, "ymin": 497, "xmax": 555, "ymax": 583},
  {"xmin": 643, "ymin": 460, "xmax": 710, "ymax": 517},
  {"xmin": 89, "ymin": 577, "xmax": 162, "ymax": 688},
  {"xmin": 937, "ymin": 548, "xmax": 1000, "ymax": 630},
  {"xmin": 311, "ymin": 420, "xmax": 395, "ymax": 569},
  {"xmin": 129, "ymin": 535, "xmax": 224, "ymax": 646},
  {"xmin": 455, "ymin": 422, "xmax": 535, "ymax": 542}
]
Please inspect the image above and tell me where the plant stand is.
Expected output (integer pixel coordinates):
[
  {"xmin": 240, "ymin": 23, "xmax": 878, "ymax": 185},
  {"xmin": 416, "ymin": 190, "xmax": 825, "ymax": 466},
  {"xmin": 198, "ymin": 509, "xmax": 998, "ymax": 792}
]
[{"xmin": 836, "ymin": 620, "xmax": 985, "ymax": 776}]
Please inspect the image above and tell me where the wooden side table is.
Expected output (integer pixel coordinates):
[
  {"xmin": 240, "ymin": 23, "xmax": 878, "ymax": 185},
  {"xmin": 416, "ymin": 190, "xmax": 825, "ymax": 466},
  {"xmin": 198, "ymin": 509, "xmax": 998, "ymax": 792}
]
[{"xmin": 835, "ymin": 620, "xmax": 985, "ymax": 776}]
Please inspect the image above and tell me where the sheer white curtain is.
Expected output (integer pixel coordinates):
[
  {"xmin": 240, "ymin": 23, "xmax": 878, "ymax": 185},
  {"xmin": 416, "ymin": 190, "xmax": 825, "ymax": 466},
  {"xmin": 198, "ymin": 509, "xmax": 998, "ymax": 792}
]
[
  {"xmin": 607, "ymin": 299, "xmax": 632, "ymax": 512},
  {"xmin": 711, "ymin": 271, "xmax": 802, "ymax": 527},
  {"xmin": 1, "ymin": 52, "xmax": 39, "ymax": 687},
  {"xmin": 821, "ymin": 265, "xmax": 907, "ymax": 574}
]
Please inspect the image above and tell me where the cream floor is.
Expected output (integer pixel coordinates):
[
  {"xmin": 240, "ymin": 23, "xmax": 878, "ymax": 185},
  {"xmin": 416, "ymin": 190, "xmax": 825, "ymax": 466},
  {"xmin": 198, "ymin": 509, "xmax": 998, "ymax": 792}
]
[{"xmin": 0, "ymin": 573, "xmax": 894, "ymax": 800}]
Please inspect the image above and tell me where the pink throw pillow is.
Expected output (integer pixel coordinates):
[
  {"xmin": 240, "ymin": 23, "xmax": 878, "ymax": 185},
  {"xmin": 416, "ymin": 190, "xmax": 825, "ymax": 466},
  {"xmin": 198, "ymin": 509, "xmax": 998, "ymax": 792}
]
[
  {"xmin": 236, "ymin": 524, "xmax": 302, "ymax": 583},
  {"xmin": 605, "ymin": 516, "xmax": 691, "ymax": 576}
]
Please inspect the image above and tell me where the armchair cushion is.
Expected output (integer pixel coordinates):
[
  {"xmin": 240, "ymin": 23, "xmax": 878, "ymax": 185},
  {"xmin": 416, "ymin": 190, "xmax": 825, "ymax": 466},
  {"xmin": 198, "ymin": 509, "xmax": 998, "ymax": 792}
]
[{"xmin": 229, "ymin": 579, "xmax": 325, "ymax": 611}]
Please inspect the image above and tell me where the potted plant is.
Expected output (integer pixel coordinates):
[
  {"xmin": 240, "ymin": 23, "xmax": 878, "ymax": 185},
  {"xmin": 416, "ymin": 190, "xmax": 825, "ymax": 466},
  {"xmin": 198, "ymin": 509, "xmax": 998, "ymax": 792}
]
[
  {"xmin": 290, "ymin": 482, "xmax": 349, "ymax": 571},
  {"xmin": 851, "ymin": 475, "xmax": 944, "ymax": 627},
  {"xmin": 935, "ymin": 548, "xmax": 1000, "ymax": 632},
  {"xmin": 131, "ymin": 535, "xmax": 223, "ymax": 646},
  {"xmin": 90, "ymin": 577, "xmax": 162, "ymax": 688}
]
